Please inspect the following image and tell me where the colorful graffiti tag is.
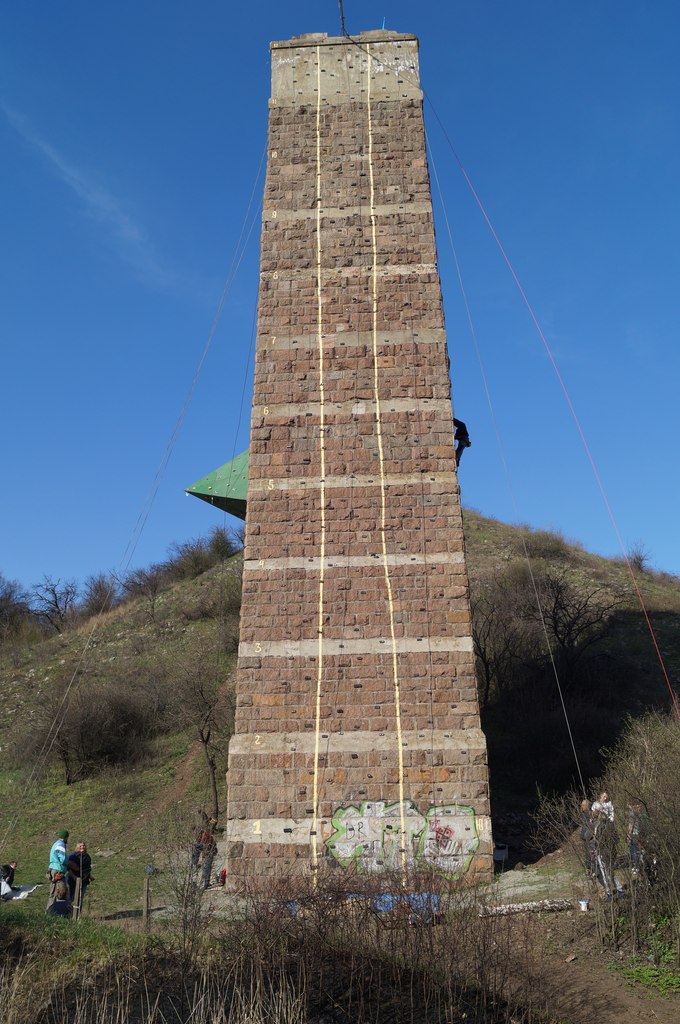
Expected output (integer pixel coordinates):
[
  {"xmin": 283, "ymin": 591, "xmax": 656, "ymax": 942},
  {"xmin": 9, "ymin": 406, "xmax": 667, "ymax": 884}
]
[{"xmin": 325, "ymin": 800, "xmax": 479, "ymax": 878}]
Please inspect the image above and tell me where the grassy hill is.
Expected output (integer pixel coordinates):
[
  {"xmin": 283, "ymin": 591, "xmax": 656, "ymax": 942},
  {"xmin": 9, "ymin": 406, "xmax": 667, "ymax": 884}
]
[
  {"xmin": 0, "ymin": 552, "xmax": 242, "ymax": 916},
  {"xmin": 1, "ymin": 510, "xmax": 678, "ymax": 916}
]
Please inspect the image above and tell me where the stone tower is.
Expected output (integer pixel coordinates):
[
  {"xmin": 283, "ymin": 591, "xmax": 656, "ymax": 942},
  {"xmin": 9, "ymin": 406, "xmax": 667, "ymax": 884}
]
[{"xmin": 225, "ymin": 30, "xmax": 492, "ymax": 882}]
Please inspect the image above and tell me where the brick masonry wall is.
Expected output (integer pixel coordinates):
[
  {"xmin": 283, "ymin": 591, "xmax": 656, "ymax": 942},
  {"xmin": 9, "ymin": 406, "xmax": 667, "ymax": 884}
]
[{"xmin": 225, "ymin": 31, "xmax": 493, "ymax": 882}]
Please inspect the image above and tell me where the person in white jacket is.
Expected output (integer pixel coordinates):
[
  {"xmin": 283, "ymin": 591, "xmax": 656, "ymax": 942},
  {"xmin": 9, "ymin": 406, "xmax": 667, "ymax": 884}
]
[{"xmin": 591, "ymin": 791, "xmax": 614, "ymax": 822}]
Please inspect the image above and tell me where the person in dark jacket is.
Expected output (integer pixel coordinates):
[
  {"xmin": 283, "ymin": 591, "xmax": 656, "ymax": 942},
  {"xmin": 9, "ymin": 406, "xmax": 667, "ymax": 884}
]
[
  {"xmin": 1, "ymin": 861, "xmax": 17, "ymax": 887},
  {"xmin": 453, "ymin": 419, "xmax": 471, "ymax": 466},
  {"xmin": 201, "ymin": 823, "xmax": 218, "ymax": 890},
  {"xmin": 67, "ymin": 842, "xmax": 93, "ymax": 902},
  {"xmin": 1, "ymin": 860, "xmax": 18, "ymax": 900}
]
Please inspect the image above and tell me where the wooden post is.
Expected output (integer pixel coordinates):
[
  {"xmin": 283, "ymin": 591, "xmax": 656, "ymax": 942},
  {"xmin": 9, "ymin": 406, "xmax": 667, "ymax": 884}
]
[
  {"xmin": 72, "ymin": 877, "xmax": 82, "ymax": 921},
  {"xmin": 143, "ymin": 876, "xmax": 151, "ymax": 930}
]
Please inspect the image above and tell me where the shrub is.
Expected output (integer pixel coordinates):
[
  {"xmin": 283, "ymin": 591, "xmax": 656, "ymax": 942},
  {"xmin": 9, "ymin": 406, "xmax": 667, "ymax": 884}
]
[
  {"xmin": 80, "ymin": 572, "xmax": 120, "ymax": 618},
  {"xmin": 166, "ymin": 538, "xmax": 214, "ymax": 581},
  {"xmin": 0, "ymin": 573, "xmax": 31, "ymax": 642},
  {"xmin": 119, "ymin": 564, "xmax": 168, "ymax": 622},
  {"xmin": 167, "ymin": 528, "xmax": 241, "ymax": 583},
  {"xmin": 13, "ymin": 677, "xmax": 167, "ymax": 784},
  {"xmin": 208, "ymin": 525, "xmax": 241, "ymax": 561},
  {"xmin": 627, "ymin": 543, "xmax": 651, "ymax": 574},
  {"xmin": 534, "ymin": 711, "xmax": 680, "ymax": 963},
  {"xmin": 517, "ymin": 527, "xmax": 571, "ymax": 561}
]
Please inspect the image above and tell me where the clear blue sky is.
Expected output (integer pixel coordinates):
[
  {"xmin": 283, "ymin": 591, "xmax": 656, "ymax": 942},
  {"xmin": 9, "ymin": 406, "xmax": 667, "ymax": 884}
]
[{"xmin": 2, "ymin": 1, "xmax": 678, "ymax": 590}]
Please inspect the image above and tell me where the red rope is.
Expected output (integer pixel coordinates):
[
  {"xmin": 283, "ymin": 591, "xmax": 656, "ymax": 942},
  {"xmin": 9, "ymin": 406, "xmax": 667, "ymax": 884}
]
[{"xmin": 427, "ymin": 106, "xmax": 680, "ymax": 723}]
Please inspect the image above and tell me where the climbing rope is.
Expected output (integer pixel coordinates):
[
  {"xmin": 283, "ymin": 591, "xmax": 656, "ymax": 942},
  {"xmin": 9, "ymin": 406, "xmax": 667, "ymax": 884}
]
[
  {"xmin": 310, "ymin": 44, "xmax": 329, "ymax": 881},
  {"xmin": 337, "ymin": 29, "xmax": 675, "ymax": 782},
  {"xmin": 0, "ymin": 143, "xmax": 267, "ymax": 854},
  {"xmin": 426, "ymin": 134, "xmax": 588, "ymax": 796},
  {"xmin": 424, "ymin": 118, "xmax": 680, "ymax": 724},
  {"xmin": 366, "ymin": 45, "xmax": 409, "ymax": 879}
]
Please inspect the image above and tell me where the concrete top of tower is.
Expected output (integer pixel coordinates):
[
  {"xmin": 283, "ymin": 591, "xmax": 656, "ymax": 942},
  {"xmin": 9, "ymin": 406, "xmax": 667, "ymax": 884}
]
[{"xmin": 271, "ymin": 30, "xmax": 417, "ymax": 50}]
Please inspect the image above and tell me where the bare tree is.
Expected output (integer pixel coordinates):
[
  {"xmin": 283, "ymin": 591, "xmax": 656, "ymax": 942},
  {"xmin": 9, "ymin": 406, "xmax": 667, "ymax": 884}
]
[
  {"xmin": 13, "ymin": 672, "xmax": 163, "ymax": 785},
  {"xmin": 471, "ymin": 585, "xmax": 523, "ymax": 708},
  {"xmin": 31, "ymin": 575, "xmax": 79, "ymax": 633},
  {"xmin": 0, "ymin": 573, "xmax": 31, "ymax": 642},
  {"xmin": 119, "ymin": 565, "xmax": 166, "ymax": 622},
  {"xmin": 172, "ymin": 657, "xmax": 234, "ymax": 822},
  {"xmin": 530, "ymin": 570, "xmax": 621, "ymax": 689},
  {"xmin": 80, "ymin": 572, "xmax": 120, "ymax": 618}
]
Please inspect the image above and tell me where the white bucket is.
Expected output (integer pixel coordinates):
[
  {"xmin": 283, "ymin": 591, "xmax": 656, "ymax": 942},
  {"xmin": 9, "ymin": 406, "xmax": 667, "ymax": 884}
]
[{"xmin": 578, "ymin": 898, "xmax": 589, "ymax": 912}]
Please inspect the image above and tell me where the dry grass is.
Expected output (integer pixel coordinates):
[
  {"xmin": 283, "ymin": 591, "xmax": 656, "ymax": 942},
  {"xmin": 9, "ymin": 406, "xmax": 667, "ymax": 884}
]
[{"xmin": 0, "ymin": 872, "xmax": 557, "ymax": 1023}]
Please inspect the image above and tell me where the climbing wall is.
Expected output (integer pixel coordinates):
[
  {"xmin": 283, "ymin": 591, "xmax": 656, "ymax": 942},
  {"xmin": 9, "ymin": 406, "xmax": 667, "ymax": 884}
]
[{"xmin": 225, "ymin": 30, "xmax": 492, "ymax": 882}]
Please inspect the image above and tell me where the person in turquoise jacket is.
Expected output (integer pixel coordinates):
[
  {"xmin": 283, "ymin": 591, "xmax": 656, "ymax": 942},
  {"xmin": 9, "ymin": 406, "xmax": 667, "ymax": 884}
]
[
  {"xmin": 47, "ymin": 828, "xmax": 69, "ymax": 910},
  {"xmin": 48, "ymin": 831, "xmax": 68, "ymax": 872}
]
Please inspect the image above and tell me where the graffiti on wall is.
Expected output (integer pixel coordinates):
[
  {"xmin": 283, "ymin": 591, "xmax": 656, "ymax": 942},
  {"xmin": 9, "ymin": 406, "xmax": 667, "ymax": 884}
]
[{"xmin": 324, "ymin": 800, "xmax": 479, "ymax": 879}]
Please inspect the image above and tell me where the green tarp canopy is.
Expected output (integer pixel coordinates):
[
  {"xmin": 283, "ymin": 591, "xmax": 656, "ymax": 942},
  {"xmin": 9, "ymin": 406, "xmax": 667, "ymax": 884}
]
[{"xmin": 185, "ymin": 449, "xmax": 248, "ymax": 521}]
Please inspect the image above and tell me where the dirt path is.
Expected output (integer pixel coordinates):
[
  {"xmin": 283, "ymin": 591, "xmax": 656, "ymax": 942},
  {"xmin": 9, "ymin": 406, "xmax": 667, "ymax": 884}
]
[
  {"xmin": 535, "ymin": 946, "xmax": 679, "ymax": 1023},
  {"xmin": 150, "ymin": 740, "xmax": 203, "ymax": 815},
  {"xmin": 494, "ymin": 854, "xmax": 679, "ymax": 1021}
]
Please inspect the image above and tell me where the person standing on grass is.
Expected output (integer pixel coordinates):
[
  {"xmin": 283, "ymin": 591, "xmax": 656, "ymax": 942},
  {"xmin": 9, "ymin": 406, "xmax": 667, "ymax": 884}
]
[
  {"xmin": 67, "ymin": 841, "xmax": 94, "ymax": 903},
  {"xmin": 47, "ymin": 828, "xmax": 69, "ymax": 910},
  {"xmin": 591, "ymin": 791, "xmax": 615, "ymax": 822},
  {"xmin": 201, "ymin": 822, "xmax": 218, "ymax": 889},
  {"xmin": 591, "ymin": 797, "xmax": 624, "ymax": 900}
]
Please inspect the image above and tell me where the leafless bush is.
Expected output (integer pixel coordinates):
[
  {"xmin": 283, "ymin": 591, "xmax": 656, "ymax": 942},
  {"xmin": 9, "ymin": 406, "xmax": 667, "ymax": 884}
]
[
  {"xmin": 118, "ymin": 565, "xmax": 167, "ymax": 623},
  {"xmin": 471, "ymin": 574, "xmax": 535, "ymax": 708},
  {"xmin": 529, "ymin": 569, "xmax": 621, "ymax": 691},
  {"xmin": 79, "ymin": 573, "xmax": 120, "ymax": 618},
  {"xmin": 167, "ymin": 527, "xmax": 241, "ymax": 583},
  {"xmin": 626, "ymin": 542, "xmax": 651, "ymax": 574},
  {"xmin": 12, "ymin": 676, "xmax": 165, "ymax": 784},
  {"xmin": 0, "ymin": 870, "xmax": 558, "ymax": 1022},
  {"xmin": 30, "ymin": 576, "xmax": 79, "ymax": 633},
  {"xmin": 516, "ymin": 526, "xmax": 572, "ymax": 562},
  {"xmin": 0, "ymin": 573, "xmax": 32, "ymax": 642},
  {"xmin": 534, "ymin": 711, "xmax": 680, "ymax": 962},
  {"xmin": 166, "ymin": 538, "xmax": 215, "ymax": 581},
  {"xmin": 218, "ymin": 872, "xmax": 547, "ymax": 1023},
  {"xmin": 601, "ymin": 712, "xmax": 680, "ymax": 959},
  {"xmin": 147, "ymin": 808, "xmax": 217, "ymax": 971},
  {"xmin": 207, "ymin": 525, "xmax": 242, "ymax": 561},
  {"xmin": 472, "ymin": 562, "xmax": 620, "ymax": 712}
]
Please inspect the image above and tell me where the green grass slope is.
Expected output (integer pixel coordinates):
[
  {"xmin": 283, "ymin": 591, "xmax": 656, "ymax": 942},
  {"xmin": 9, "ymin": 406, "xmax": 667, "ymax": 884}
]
[
  {"xmin": 1, "ymin": 513, "xmax": 678, "ymax": 915},
  {"xmin": 0, "ymin": 555, "xmax": 241, "ymax": 918}
]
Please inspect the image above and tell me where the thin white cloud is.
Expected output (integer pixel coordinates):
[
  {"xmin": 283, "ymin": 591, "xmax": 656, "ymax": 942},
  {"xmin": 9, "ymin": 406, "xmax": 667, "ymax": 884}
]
[{"xmin": 0, "ymin": 100, "xmax": 176, "ymax": 289}]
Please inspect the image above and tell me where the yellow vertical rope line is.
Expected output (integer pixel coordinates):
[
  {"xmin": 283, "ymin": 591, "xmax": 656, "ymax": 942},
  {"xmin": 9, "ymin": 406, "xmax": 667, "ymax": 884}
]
[
  {"xmin": 310, "ymin": 45, "xmax": 327, "ymax": 883},
  {"xmin": 366, "ymin": 47, "xmax": 408, "ymax": 881}
]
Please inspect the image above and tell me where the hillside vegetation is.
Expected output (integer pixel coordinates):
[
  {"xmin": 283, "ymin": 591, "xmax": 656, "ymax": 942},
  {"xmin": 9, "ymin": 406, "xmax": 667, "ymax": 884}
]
[
  {"xmin": 463, "ymin": 513, "xmax": 680, "ymax": 821},
  {"xmin": 0, "ymin": 511, "xmax": 679, "ymax": 915}
]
